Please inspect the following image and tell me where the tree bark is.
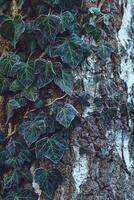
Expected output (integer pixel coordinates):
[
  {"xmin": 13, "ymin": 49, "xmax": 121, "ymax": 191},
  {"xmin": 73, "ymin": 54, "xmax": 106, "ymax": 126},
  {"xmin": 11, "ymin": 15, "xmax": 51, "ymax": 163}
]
[{"xmin": 32, "ymin": 0, "xmax": 134, "ymax": 199}]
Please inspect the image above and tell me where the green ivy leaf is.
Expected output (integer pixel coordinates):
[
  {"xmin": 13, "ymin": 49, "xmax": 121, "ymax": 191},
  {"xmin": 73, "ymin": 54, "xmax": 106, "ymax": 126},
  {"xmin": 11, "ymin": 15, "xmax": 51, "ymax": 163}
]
[
  {"xmin": 1, "ymin": 15, "xmax": 25, "ymax": 48},
  {"xmin": 59, "ymin": 11, "xmax": 74, "ymax": 33},
  {"xmin": 18, "ymin": 114, "xmax": 46, "ymax": 146},
  {"xmin": 34, "ymin": 168, "xmax": 62, "ymax": 198},
  {"xmin": 0, "ymin": 53, "xmax": 20, "ymax": 77},
  {"xmin": 34, "ymin": 59, "xmax": 56, "ymax": 88},
  {"xmin": 4, "ymin": 189, "xmax": 38, "ymax": 200},
  {"xmin": 34, "ymin": 14, "xmax": 60, "ymax": 43},
  {"xmin": 35, "ymin": 134, "xmax": 67, "ymax": 163},
  {"xmin": 54, "ymin": 68, "xmax": 73, "ymax": 95},
  {"xmin": 0, "ymin": 76, "xmax": 12, "ymax": 94},
  {"xmin": 56, "ymin": 37, "xmax": 83, "ymax": 67},
  {"xmin": 97, "ymin": 43, "xmax": 112, "ymax": 60},
  {"xmin": 88, "ymin": 7, "xmax": 101, "ymax": 15},
  {"xmin": 4, "ymin": 169, "xmax": 32, "ymax": 189},
  {"xmin": 54, "ymin": 103, "xmax": 78, "ymax": 128},
  {"xmin": 22, "ymin": 86, "xmax": 39, "ymax": 102},
  {"xmin": 7, "ymin": 94, "xmax": 27, "ymax": 121},
  {"xmin": 13, "ymin": 62, "xmax": 35, "ymax": 89},
  {"xmin": 10, "ymin": 79, "xmax": 23, "ymax": 92},
  {"xmin": 0, "ymin": 148, "xmax": 7, "ymax": 167},
  {"xmin": 58, "ymin": 0, "xmax": 82, "ymax": 12},
  {"xmin": 6, "ymin": 149, "xmax": 31, "ymax": 168}
]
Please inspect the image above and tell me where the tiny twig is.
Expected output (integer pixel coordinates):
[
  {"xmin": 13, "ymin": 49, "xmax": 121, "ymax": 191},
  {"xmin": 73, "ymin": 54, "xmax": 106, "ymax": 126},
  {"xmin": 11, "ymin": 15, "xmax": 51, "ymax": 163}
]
[
  {"xmin": 45, "ymin": 94, "xmax": 67, "ymax": 107},
  {"xmin": 6, "ymin": 125, "xmax": 17, "ymax": 139},
  {"xmin": 98, "ymin": 0, "xmax": 106, "ymax": 9}
]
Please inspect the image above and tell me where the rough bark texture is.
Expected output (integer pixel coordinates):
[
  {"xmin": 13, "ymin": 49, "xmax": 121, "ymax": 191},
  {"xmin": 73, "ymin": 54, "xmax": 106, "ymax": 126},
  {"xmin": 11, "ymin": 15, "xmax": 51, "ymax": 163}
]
[{"xmin": 47, "ymin": 0, "xmax": 134, "ymax": 200}]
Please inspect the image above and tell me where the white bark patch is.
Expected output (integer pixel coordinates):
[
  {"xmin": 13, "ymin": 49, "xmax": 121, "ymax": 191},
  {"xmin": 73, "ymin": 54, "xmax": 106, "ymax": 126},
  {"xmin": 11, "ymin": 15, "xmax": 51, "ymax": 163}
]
[
  {"xmin": 117, "ymin": 0, "xmax": 134, "ymax": 172},
  {"xmin": 118, "ymin": 0, "xmax": 133, "ymax": 101},
  {"xmin": 72, "ymin": 146, "xmax": 88, "ymax": 199},
  {"xmin": 115, "ymin": 131, "xmax": 133, "ymax": 171},
  {"xmin": 30, "ymin": 164, "xmax": 42, "ymax": 200}
]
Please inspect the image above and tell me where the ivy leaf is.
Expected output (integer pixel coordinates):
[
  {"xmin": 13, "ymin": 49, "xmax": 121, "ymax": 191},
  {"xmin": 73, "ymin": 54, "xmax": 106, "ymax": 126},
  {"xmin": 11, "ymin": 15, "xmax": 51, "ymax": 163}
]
[
  {"xmin": 34, "ymin": 168, "xmax": 62, "ymax": 199},
  {"xmin": 0, "ymin": 148, "xmax": 7, "ymax": 167},
  {"xmin": 0, "ymin": 131, "xmax": 5, "ymax": 144},
  {"xmin": 54, "ymin": 68, "xmax": 73, "ymax": 95},
  {"xmin": 1, "ymin": 15, "xmax": 25, "ymax": 47},
  {"xmin": 0, "ymin": 53, "xmax": 20, "ymax": 77},
  {"xmin": 46, "ymin": 116, "xmax": 55, "ymax": 134},
  {"xmin": 97, "ymin": 43, "xmax": 112, "ymax": 60},
  {"xmin": 56, "ymin": 37, "xmax": 83, "ymax": 67},
  {"xmin": 4, "ymin": 189, "xmax": 38, "ymax": 200},
  {"xmin": 0, "ymin": 76, "xmax": 12, "ymax": 94},
  {"xmin": 34, "ymin": 59, "xmax": 56, "ymax": 88},
  {"xmin": 34, "ymin": 15, "xmax": 60, "ymax": 43},
  {"xmin": 22, "ymin": 86, "xmax": 39, "ymax": 102},
  {"xmin": 54, "ymin": 103, "xmax": 78, "ymax": 128},
  {"xmin": 4, "ymin": 169, "xmax": 32, "ymax": 189},
  {"xmin": 10, "ymin": 79, "xmax": 23, "ymax": 92},
  {"xmin": 18, "ymin": 115, "xmax": 46, "ymax": 146},
  {"xmin": 88, "ymin": 7, "xmax": 101, "ymax": 15},
  {"xmin": 6, "ymin": 149, "xmax": 31, "ymax": 168},
  {"xmin": 6, "ymin": 137, "xmax": 31, "ymax": 167},
  {"xmin": 7, "ymin": 94, "xmax": 27, "ymax": 121},
  {"xmin": 35, "ymin": 134, "xmax": 67, "ymax": 163},
  {"xmin": 59, "ymin": 11, "xmax": 74, "ymax": 32},
  {"xmin": 13, "ymin": 62, "xmax": 35, "ymax": 89}
]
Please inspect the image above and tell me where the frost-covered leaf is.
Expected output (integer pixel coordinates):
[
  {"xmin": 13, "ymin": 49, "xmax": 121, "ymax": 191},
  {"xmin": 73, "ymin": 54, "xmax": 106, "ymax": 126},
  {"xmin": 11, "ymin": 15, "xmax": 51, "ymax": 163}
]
[
  {"xmin": 18, "ymin": 115, "xmax": 46, "ymax": 146},
  {"xmin": 34, "ymin": 168, "xmax": 62, "ymax": 199},
  {"xmin": 7, "ymin": 94, "xmax": 27, "ymax": 121},
  {"xmin": 35, "ymin": 134, "xmax": 67, "ymax": 163},
  {"xmin": 54, "ymin": 103, "xmax": 78, "ymax": 128},
  {"xmin": 1, "ymin": 15, "xmax": 25, "ymax": 47},
  {"xmin": 4, "ymin": 189, "xmax": 38, "ymax": 200},
  {"xmin": 56, "ymin": 37, "xmax": 83, "ymax": 67},
  {"xmin": 54, "ymin": 68, "xmax": 73, "ymax": 95},
  {"xmin": 22, "ymin": 86, "xmax": 39, "ymax": 102},
  {"xmin": 0, "ymin": 53, "xmax": 20, "ymax": 77},
  {"xmin": 13, "ymin": 62, "xmax": 35, "ymax": 89},
  {"xmin": 34, "ymin": 15, "xmax": 60, "ymax": 43},
  {"xmin": 34, "ymin": 59, "xmax": 56, "ymax": 88}
]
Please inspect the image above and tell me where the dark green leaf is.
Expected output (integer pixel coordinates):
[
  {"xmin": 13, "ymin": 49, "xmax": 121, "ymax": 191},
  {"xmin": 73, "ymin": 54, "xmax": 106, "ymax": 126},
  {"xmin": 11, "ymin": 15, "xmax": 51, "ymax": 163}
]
[
  {"xmin": 54, "ymin": 68, "xmax": 73, "ymax": 95},
  {"xmin": 97, "ymin": 43, "xmax": 112, "ymax": 60},
  {"xmin": 4, "ymin": 169, "xmax": 32, "ymax": 189},
  {"xmin": 4, "ymin": 189, "xmax": 38, "ymax": 200},
  {"xmin": 35, "ymin": 134, "xmax": 67, "ymax": 163},
  {"xmin": 0, "ymin": 148, "xmax": 7, "ymax": 167},
  {"xmin": 0, "ymin": 76, "xmax": 12, "ymax": 94},
  {"xmin": 34, "ymin": 168, "xmax": 62, "ymax": 199},
  {"xmin": 56, "ymin": 37, "xmax": 83, "ymax": 67},
  {"xmin": 22, "ymin": 86, "xmax": 39, "ymax": 102},
  {"xmin": 1, "ymin": 15, "xmax": 25, "ymax": 47},
  {"xmin": 59, "ymin": 11, "xmax": 74, "ymax": 33},
  {"xmin": 34, "ymin": 59, "xmax": 56, "ymax": 88},
  {"xmin": 0, "ymin": 53, "xmax": 20, "ymax": 77},
  {"xmin": 18, "ymin": 114, "xmax": 46, "ymax": 146},
  {"xmin": 10, "ymin": 79, "xmax": 23, "ymax": 92},
  {"xmin": 54, "ymin": 103, "xmax": 78, "ymax": 128},
  {"xmin": 34, "ymin": 15, "xmax": 60, "ymax": 43},
  {"xmin": 13, "ymin": 62, "xmax": 35, "ymax": 89}
]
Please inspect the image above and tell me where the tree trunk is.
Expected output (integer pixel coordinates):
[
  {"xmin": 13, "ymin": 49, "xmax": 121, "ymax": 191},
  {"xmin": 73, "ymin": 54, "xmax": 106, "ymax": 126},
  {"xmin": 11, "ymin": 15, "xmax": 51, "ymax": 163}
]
[{"xmin": 46, "ymin": 0, "xmax": 134, "ymax": 199}]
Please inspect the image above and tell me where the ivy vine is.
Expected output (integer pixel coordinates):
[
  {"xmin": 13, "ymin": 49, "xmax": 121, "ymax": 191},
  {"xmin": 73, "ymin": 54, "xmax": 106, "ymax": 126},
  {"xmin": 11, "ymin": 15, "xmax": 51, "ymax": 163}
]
[{"xmin": 0, "ymin": 0, "xmax": 113, "ymax": 199}]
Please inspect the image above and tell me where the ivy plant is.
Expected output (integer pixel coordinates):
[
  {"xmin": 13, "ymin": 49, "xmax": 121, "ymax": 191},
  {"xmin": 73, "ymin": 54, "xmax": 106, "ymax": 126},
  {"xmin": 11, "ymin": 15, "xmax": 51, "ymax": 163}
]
[{"xmin": 0, "ymin": 1, "xmax": 112, "ymax": 199}]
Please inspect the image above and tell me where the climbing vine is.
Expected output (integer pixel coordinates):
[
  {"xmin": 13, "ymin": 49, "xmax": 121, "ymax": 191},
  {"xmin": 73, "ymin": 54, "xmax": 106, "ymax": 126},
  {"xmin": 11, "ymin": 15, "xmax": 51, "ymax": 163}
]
[{"xmin": 0, "ymin": 0, "xmax": 113, "ymax": 199}]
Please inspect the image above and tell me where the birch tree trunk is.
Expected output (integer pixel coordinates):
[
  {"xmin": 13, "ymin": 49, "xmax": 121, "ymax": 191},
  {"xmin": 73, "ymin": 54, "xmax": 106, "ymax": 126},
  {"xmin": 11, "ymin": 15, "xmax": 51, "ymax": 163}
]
[{"xmin": 45, "ymin": 0, "xmax": 134, "ymax": 199}]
